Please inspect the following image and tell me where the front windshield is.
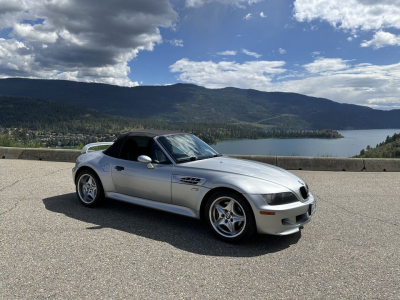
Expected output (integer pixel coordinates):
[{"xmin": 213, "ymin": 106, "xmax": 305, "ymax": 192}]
[{"xmin": 158, "ymin": 134, "xmax": 220, "ymax": 163}]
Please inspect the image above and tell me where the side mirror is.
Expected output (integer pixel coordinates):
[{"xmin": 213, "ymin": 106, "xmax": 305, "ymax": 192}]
[{"xmin": 138, "ymin": 155, "xmax": 154, "ymax": 169}]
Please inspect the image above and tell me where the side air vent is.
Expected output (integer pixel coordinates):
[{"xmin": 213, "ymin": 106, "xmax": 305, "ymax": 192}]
[
  {"xmin": 300, "ymin": 186, "xmax": 308, "ymax": 200},
  {"xmin": 180, "ymin": 177, "xmax": 202, "ymax": 185},
  {"xmin": 172, "ymin": 175, "xmax": 206, "ymax": 186}
]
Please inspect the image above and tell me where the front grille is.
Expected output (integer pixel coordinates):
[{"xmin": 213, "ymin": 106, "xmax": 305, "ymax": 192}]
[{"xmin": 300, "ymin": 186, "xmax": 308, "ymax": 199}]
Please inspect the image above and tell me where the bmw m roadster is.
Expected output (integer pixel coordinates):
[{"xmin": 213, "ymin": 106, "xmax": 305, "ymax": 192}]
[{"xmin": 72, "ymin": 130, "xmax": 316, "ymax": 242}]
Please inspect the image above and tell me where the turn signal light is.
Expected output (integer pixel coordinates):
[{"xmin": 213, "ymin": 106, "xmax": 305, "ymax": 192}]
[{"xmin": 260, "ymin": 211, "xmax": 275, "ymax": 215}]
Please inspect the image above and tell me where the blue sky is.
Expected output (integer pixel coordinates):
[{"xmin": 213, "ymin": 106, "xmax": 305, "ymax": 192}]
[
  {"xmin": 133, "ymin": 0, "xmax": 400, "ymax": 85},
  {"xmin": 1, "ymin": 0, "xmax": 400, "ymax": 109}
]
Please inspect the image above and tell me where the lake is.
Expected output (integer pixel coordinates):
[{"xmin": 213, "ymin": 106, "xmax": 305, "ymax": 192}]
[{"xmin": 211, "ymin": 129, "xmax": 400, "ymax": 157}]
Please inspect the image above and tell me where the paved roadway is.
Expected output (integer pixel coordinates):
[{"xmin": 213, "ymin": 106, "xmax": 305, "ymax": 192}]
[{"xmin": 0, "ymin": 160, "xmax": 399, "ymax": 300}]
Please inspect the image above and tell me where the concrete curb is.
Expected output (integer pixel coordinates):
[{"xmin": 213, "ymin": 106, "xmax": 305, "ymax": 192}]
[{"xmin": 1, "ymin": 147, "xmax": 400, "ymax": 171}]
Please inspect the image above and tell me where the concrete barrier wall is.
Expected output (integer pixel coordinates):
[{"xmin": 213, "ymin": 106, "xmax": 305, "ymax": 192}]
[
  {"xmin": 1, "ymin": 147, "xmax": 400, "ymax": 171},
  {"xmin": 217, "ymin": 154, "xmax": 400, "ymax": 172},
  {"xmin": 0, "ymin": 147, "xmax": 80, "ymax": 162}
]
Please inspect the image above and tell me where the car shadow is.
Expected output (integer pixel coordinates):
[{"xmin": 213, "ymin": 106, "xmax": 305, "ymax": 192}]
[{"xmin": 42, "ymin": 193, "xmax": 301, "ymax": 257}]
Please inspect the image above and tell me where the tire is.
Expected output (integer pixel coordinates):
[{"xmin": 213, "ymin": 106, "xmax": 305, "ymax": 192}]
[
  {"xmin": 76, "ymin": 170, "xmax": 104, "ymax": 207},
  {"xmin": 205, "ymin": 191, "xmax": 256, "ymax": 243}
]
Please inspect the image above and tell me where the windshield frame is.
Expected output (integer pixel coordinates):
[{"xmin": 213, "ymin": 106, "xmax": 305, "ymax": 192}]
[{"xmin": 156, "ymin": 133, "xmax": 221, "ymax": 164}]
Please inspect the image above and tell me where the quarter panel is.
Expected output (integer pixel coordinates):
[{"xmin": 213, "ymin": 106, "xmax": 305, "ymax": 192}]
[{"xmin": 74, "ymin": 152, "xmax": 117, "ymax": 193}]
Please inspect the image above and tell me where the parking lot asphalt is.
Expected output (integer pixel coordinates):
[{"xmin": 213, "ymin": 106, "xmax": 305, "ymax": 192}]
[{"xmin": 0, "ymin": 160, "xmax": 399, "ymax": 299}]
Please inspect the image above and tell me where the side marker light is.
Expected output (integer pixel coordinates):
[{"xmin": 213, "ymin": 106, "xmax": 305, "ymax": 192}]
[{"xmin": 260, "ymin": 211, "xmax": 275, "ymax": 215}]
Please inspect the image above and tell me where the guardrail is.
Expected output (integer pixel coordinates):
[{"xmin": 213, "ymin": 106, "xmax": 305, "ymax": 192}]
[{"xmin": 1, "ymin": 147, "xmax": 399, "ymax": 172}]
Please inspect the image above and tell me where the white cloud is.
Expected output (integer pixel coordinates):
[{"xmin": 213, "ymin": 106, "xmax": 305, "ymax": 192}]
[
  {"xmin": 311, "ymin": 51, "xmax": 322, "ymax": 57},
  {"xmin": 242, "ymin": 48, "xmax": 262, "ymax": 58},
  {"xmin": 170, "ymin": 57, "xmax": 400, "ymax": 109},
  {"xmin": 0, "ymin": 0, "xmax": 177, "ymax": 87},
  {"xmin": 185, "ymin": 0, "xmax": 263, "ymax": 8},
  {"xmin": 278, "ymin": 48, "xmax": 286, "ymax": 54},
  {"xmin": 260, "ymin": 12, "xmax": 267, "ymax": 18},
  {"xmin": 170, "ymin": 58, "xmax": 285, "ymax": 90},
  {"xmin": 303, "ymin": 58, "xmax": 350, "ymax": 74},
  {"xmin": 361, "ymin": 31, "xmax": 400, "ymax": 48},
  {"xmin": 13, "ymin": 23, "xmax": 59, "ymax": 44},
  {"xmin": 168, "ymin": 39, "xmax": 184, "ymax": 47},
  {"xmin": 244, "ymin": 13, "xmax": 252, "ymax": 20},
  {"xmin": 347, "ymin": 37, "xmax": 353, "ymax": 42},
  {"xmin": 0, "ymin": 0, "xmax": 33, "ymax": 30},
  {"xmin": 217, "ymin": 50, "xmax": 237, "ymax": 55},
  {"xmin": 294, "ymin": 0, "xmax": 400, "ymax": 31}
]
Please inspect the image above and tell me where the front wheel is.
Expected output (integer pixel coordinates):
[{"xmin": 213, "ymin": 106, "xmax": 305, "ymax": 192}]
[
  {"xmin": 205, "ymin": 191, "xmax": 256, "ymax": 243},
  {"xmin": 76, "ymin": 170, "xmax": 104, "ymax": 207}
]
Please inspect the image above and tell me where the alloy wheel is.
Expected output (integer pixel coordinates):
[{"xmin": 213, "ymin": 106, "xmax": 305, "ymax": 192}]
[{"xmin": 209, "ymin": 196, "xmax": 247, "ymax": 238}]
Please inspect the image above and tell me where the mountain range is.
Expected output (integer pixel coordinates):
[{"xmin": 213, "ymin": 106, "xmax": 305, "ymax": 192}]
[{"xmin": 0, "ymin": 78, "xmax": 399, "ymax": 130}]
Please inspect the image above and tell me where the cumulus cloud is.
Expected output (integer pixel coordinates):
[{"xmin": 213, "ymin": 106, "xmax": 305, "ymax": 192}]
[
  {"xmin": 278, "ymin": 48, "xmax": 286, "ymax": 54},
  {"xmin": 185, "ymin": 0, "xmax": 263, "ymax": 8},
  {"xmin": 242, "ymin": 49, "xmax": 262, "ymax": 58},
  {"xmin": 13, "ymin": 23, "xmax": 59, "ymax": 44},
  {"xmin": 294, "ymin": 0, "xmax": 400, "ymax": 31},
  {"xmin": 260, "ymin": 12, "xmax": 267, "ymax": 18},
  {"xmin": 0, "ymin": 0, "xmax": 177, "ymax": 86},
  {"xmin": 0, "ymin": 38, "xmax": 54, "ymax": 78},
  {"xmin": 0, "ymin": 0, "xmax": 33, "ymax": 30},
  {"xmin": 361, "ymin": 31, "xmax": 400, "ymax": 48},
  {"xmin": 303, "ymin": 58, "xmax": 350, "ymax": 73},
  {"xmin": 217, "ymin": 50, "xmax": 237, "ymax": 55},
  {"xmin": 168, "ymin": 39, "xmax": 184, "ymax": 47},
  {"xmin": 169, "ymin": 57, "xmax": 400, "ymax": 109},
  {"xmin": 169, "ymin": 58, "xmax": 285, "ymax": 90}
]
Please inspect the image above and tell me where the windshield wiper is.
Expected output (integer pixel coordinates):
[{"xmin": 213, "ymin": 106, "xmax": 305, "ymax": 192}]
[
  {"xmin": 178, "ymin": 156, "xmax": 198, "ymax": 163},
  {"xmin": 178, "ymin": 154, "xmax": 220, "ymax": 163}
]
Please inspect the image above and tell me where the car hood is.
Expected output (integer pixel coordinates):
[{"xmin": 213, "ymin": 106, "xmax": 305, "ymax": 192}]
[{"xmin": 181, "ymin": 156, "xmax": 304, "ymax": 187}]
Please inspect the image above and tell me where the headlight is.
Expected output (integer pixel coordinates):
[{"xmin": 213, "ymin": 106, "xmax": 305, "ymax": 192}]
[{"xmin": 262, "ymin": 192, "xmax": 299, "ymax": 205}]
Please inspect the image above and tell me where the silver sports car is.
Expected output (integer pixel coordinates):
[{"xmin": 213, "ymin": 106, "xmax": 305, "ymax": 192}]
[{"xmin": 72, "ymin": 130, "xmax": 316, "ymax": 242}]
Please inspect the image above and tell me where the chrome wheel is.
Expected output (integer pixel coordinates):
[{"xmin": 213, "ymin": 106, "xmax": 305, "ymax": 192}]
[
  {"xmin": 209, "ymin": 196, "xmax": 246, "ymax": 238},
  {"xmin": 77, "ymin": 174, "xmax": 98, "ymax": 204}
]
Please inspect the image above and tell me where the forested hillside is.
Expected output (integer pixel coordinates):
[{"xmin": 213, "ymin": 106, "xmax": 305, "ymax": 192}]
[
  {"xmin": 1, "ymin": 78, "xmax": 400, "ymax": 130},
  {"xmin": 0, "ymin": 95, "xmax": 343, "ymax": 147},
  {"xmin": 356, "ymin": 133, "xmax": 400, "ymax": 158}
]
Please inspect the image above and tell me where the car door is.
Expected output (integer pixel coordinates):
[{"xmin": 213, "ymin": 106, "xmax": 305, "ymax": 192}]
[{"xmin": 111, "ymin": 136, "xmax": 173, "ymax": 203}]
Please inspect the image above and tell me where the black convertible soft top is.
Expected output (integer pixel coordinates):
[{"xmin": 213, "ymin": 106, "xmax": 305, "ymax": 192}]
[{"xmin": 103, "ymin": 129, "xmax": 187, "ymax": 158}]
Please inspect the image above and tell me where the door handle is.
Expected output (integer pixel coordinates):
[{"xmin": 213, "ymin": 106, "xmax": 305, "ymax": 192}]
[{"xmin": 115, "ymin": 166, "xmax": 124, "ymax": 171}]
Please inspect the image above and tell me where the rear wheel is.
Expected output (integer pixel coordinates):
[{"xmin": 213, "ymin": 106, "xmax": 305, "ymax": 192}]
[
  {"xmin": 205, "ymin": 191, "xmax": 256, "ymax": 243},
  {"xmin": 76, "ymin": 170, "xmax": 104, "ymax": 207}
]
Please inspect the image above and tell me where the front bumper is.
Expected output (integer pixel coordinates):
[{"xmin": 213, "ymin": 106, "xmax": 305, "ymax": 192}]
[
  {"xmin": 72, "ymin": 166, "xmax": 77, "ymax": 184},
  {"xmin": 244, "ymin": 193, "xmax": 316, "ymax": 235}
]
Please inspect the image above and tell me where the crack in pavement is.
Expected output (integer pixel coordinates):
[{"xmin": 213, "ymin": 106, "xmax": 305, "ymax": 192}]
[
  {"xmin": 0, "ymin": 167, "xmax": 72, "ymax": 217},
  {"xmin": 0, "ymin": 196, "xmax": 27, "ymax": 217},
  {"xmin": 0, "ymin": 179, "xmax": 23, "ymax": 193}
]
